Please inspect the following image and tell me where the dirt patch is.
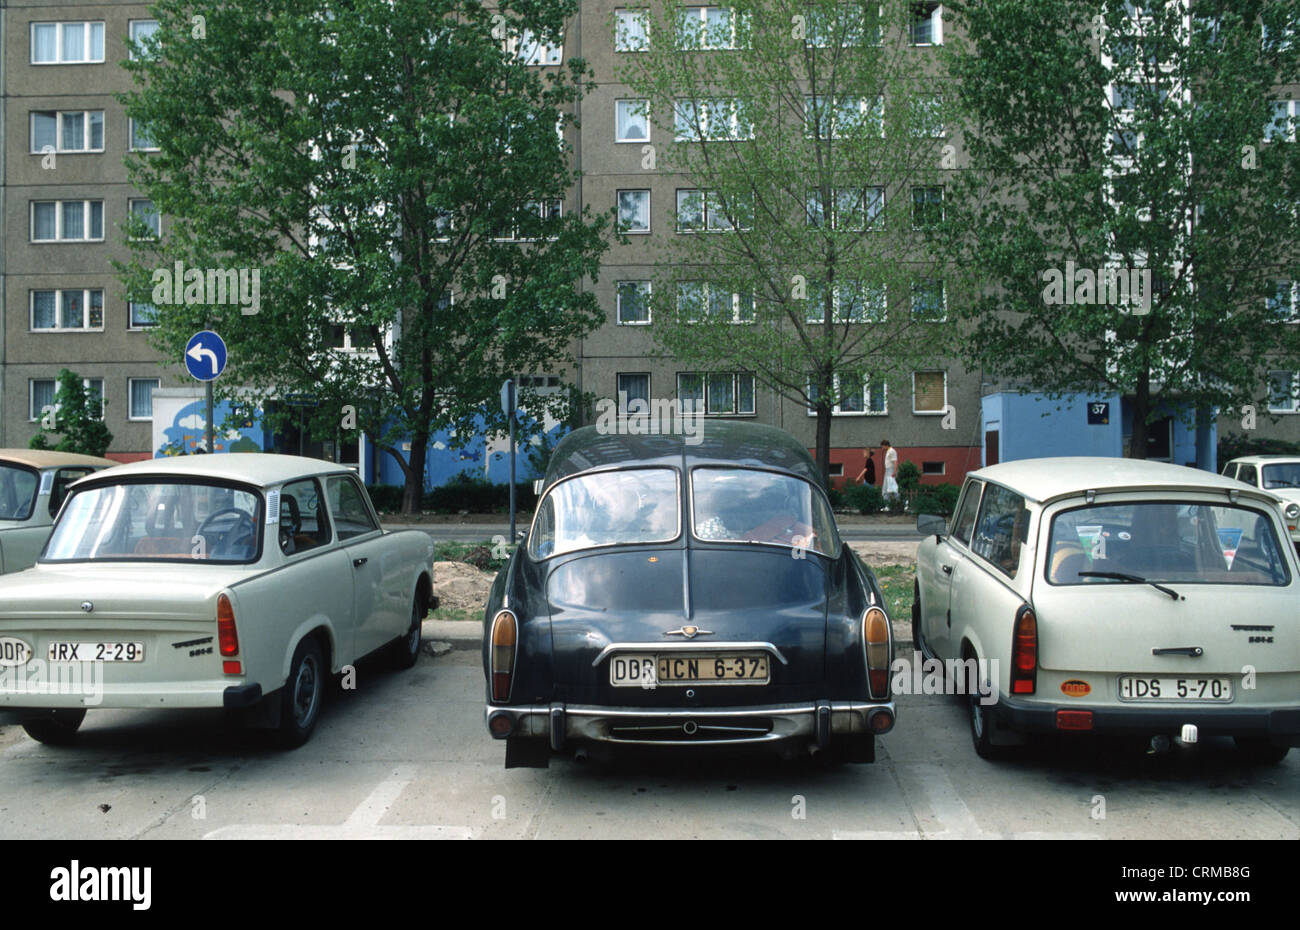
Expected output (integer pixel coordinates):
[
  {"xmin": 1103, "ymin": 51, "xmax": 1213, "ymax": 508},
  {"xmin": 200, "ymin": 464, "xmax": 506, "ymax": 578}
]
[
  {"xmin": 433, "ymin": 560, "xmax": 495, "ymax": 613},
  {"xmin": 848, "ymin": 540, "xmax": 917, "ymax": 567}
]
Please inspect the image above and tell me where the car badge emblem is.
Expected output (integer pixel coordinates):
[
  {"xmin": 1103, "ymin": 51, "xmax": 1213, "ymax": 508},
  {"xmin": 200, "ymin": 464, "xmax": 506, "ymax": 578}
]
[
  {"xmin": 666, "ymin": 626, "xmax": 712, "ymax": 639},
  {"xmin": 80, "ymin": 601, "xmax": 93, "ymax": 613}
]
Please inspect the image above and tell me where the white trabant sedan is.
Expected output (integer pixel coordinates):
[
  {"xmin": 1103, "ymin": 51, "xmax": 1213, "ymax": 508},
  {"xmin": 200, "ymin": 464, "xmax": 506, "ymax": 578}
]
[
  {"xmin": 1221, "ymin": 455, "xmax": 1300, "ymax": 546},
  {"xmin": 0, "ymin": 455, "xmax": 435, "ymax": 748},
  {"xmin": 0, "ymin": 450, "xmax": 116, "ymax": 574},
  {"xmin": 914, "ymin": 458, "xmax": 1299, "ymax": 763}
]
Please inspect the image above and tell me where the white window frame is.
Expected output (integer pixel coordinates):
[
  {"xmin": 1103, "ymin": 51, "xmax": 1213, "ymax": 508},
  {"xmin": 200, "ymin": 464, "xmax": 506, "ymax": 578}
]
[
  {"xmin": 911, "ymin": 186, "xmax": 944, "ymax": 229},
  {"xmin": 806, "ymin": 374, "xmax": 887, "ymax": 416},
  {"xmin": 1267, "ymin": 100, "xmax": 1298, "ymax": 143},
  {"xmin": 912, "ymin": 369, "xmax": 948, "ymax": 414},
  {"xmin": 1267, "ymin": 279, "xmax": 1300, "ymax": 322},
  {"xmin": 30, "ymin": 289, "xmax": 105, "ymax": 332},
  {"xmin": 806, "ymin": 281, "xmax": 887, "ymax": 324},
  {"xmin": 30, "ymin": 200, "xmax": 105, "ymax": 243},
  {"xmin": 29, "ymin": 110, "xmax": 104, "ymax": 154},
  {"xmin": 805, "ymin": 95, "xmax": 884, "ymax": 139},
  {"xmin": 129, "ymin": 118, "xmax": 160, "ymax": 153},
  {"xmin": 909, "ymin": 2, "xmax": 943, "ymax": 46},
  {"xmin": 677, "ymin": 282, "xmax": 755, "ymax": 323},
  {"xmin": 1268, "ymin": 370, "xmax": 1300, "ymax": 413},
  {"xmin": 616, "ymin": 280, "xmax": 653, "ymax": 325},
  {"xmin": 910, "ymin": 278, "xmax": 947, "ymax": 321},
  {"xmin": 514, "ymin": 29, "xmax": 564, "ymax": 65},
  {"xmin": 614, "ymin": 9, "xmax": 650, "ymax": 52},
  {"xmin": 676, "ymin": 6, "xmax": 748, "ymax": 51},
  {"xmin": 30, "ymin": 21, "xmax": 105, "ymax": 65},
  {"xmin": 29, "ymin": 377, "xmax": 104, "ymax": 421},
  {"xmin": 128, "ymin": 19, "xmax": 159, "ymax": 60},
  {"xmin": 805, "ymin": 3, "xmax": 883, "ymax": 48},
  {"xmin": 673, "ymin": 97, "xmax": 752, "ymax": 141},
  {"xmin": 678, "ymin": 371, "xmax": 756, "ymax": 415},
  {"xmin": 912, "ymin": 95, "xmax": 945, "ymax": 138},
  {"xmin": 615, "ymin": 99, "xmax": 651, "ymax": 143},
  {"xmin": 128, "ymin": 301, "xmax": 159, "ymax": 329},
  {"xmin": 128, "ymin": 198, "xmax": 162, "ymax": 240},
  {"xmin": 128, "ymin": 377, "xmax": 161, "ymax": 421},
  {"xmin": 675, "ymin": 188, "xmax": 753, "ymax": 232},
  {"xmin": 617, "ymin": 189, "xmax": 651, "ymax": 234},
  {"xmin": 616, "ymin": 373, "xmax": 651, "ymax": 412}
]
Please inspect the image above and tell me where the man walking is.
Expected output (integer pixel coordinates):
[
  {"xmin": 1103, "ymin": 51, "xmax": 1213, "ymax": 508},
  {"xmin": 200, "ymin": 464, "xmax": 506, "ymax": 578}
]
[{"xmin": 881, "ymin": 440, "xmax": 898, "ymax": 500}]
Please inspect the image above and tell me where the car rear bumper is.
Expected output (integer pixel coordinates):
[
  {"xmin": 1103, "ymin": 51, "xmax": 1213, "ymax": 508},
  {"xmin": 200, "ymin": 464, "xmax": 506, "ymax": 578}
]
[
  {"xmin": 0, "ymin": 680, "xmax": 253, "ymax": 712},
  {"xmin": 485, "ymin": 699, "xmax": 895, "ymax": 749},
  {"xmin": 995, "ymin": 695, "xmax": 1300, "ymax": 746}
]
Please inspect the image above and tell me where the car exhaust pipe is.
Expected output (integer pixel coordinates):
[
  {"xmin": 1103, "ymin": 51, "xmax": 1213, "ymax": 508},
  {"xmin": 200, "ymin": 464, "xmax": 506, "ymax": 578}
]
[
  {"xmin": 574, "ymin": 747, "xmax": 589, "ymax": 764},
  {"xmin": 1148, "ymin": 734, "xmax": 1172, "ymax": 755}
]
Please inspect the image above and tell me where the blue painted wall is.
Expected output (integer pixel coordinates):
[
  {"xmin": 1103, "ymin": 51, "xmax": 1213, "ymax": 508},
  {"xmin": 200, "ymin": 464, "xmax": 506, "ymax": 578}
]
[{"xmin": 374, "ymin": 412, "xmax": 568, "ymax": 489}]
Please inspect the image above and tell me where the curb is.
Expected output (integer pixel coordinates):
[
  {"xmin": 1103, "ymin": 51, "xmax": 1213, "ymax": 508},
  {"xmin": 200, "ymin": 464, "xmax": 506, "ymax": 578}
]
[{"xmin": 422, "ymin": 619, "xmax": 482, "ymax": 645}]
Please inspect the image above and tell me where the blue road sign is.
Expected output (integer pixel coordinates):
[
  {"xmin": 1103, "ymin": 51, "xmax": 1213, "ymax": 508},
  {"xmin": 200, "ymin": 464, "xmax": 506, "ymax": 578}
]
[{"xmin": 184, "ymin": 330, "xmax": 227, "ymax": 382}]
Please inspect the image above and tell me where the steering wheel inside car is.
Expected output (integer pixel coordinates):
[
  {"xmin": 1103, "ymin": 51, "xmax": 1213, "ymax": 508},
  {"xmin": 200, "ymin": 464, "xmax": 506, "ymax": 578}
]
[{"xmin": 197, "ymin": 507, "xmax": 256, "ymax": 559}]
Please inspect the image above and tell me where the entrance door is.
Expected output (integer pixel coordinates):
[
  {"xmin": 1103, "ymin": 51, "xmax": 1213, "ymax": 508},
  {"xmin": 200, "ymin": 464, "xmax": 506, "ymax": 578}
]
[{"xmin": 984, "ymin": 430, "xmax": 1000, "ymax": 467}]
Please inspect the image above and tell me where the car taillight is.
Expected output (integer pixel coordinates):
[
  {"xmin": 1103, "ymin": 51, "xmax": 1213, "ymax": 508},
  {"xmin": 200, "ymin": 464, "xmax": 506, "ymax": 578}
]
[
  {"xmin": 490, "ymin": 610, "xmax": 518, "ymax": 702},
  {"xmin": 863, "ymin": 606, "xmax": 890, "ymax": 698},
  {"xmin": 1011, "ymin": 605, "xmax": 1037, "ymax": 695},
  {"xmin": 217, "ymin": 594, "xmax": 239, "ymax": 658}
]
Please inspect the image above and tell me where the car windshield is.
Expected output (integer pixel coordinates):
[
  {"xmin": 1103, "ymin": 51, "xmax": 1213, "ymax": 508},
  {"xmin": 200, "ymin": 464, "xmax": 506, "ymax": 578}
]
[
  {"xmin": 0, "ymin": 464, "xmax": 40, "ymax": 521},
  {"xmin": 691, "ymin": 467, "xmax": 839, "ymax": 556},
  {"xmin": 1261, "ymin": 462, "xmax": 1300, "ymax": 489},
  {"xmin": 528, "ymin": 468, "xmax": 679, "ymax": 559},
  {"xmin": 43, "ymin": 481, "xmax": 264, "ymax": 563},
  {"xmin": 1047, "ymin": 501, "xmax": 1290, "ymax": 586}
]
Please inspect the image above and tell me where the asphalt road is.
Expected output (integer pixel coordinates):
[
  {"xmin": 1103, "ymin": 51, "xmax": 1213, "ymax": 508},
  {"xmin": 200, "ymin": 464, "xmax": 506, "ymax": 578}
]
[{"xmin": 0, "ymin": 639, "xmax": 1294, "ymax": 840}]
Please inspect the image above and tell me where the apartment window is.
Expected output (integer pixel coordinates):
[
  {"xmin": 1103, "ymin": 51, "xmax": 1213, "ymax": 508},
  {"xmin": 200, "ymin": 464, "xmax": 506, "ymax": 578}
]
[
  {"xmin": 806, "ymin": 281, "xmax": 887, "ymax": 323},
  {"xmin": 129, "ymin": 119, "xmax": 159, "ymax": 152},
  {"xmin": 128, "ymin": 378, "xmax": 160, "ymax": 420},
  {"xmin": 676, "ymin": 6, "xmax": 748, "ymax": 50},
  {"xmin": 31, "ymin": 289, "xmax": 104, "ymax": 331},
  {"xmin": 678, "ymin": 372, "xmax": 755, "ymax": 415},
  {"xmin": 30, "ymin": 378, "xmax": 104, "ymax": 421},
  {"xmin": 676, "ymin": 282, "xmax": 754, "ymax": 323},
  {"xmin": 516, "ymin": 29, "xmax": 563, "ymax": 65},
  {"xmin": 910, "ymin": 2, "xmax": 943, "ymax": 45},
  {"xmin": 617, "ymin": 373, "xmax": 651, "ymax": 409},
  {"xmin": 1268, "ymin": 100, "xmax": 1298, "ymax": 142},
  {"xmin": 129, "ymin": 302, "xmax": 159, "ymax": 328},
  {"xmin": 30, "ymin": 110, "xmax": 104, "ymax": 154},
  {"xmin": 912, "ymin": 95, "xmax": 945, "ymax": 137},
  {"xmin": 128, "ymin": 19, "xmax": 160, "ymax": 59},
  {"xmin": 31, "ymin": 22, "xmax": 105, "ymax": 64},
  {"xmin": 911, "ymin": 279, "xmax": 946, "ymax": 321},
  {"xmin": 618, "ymin": 190, "xmax": 650, "ymax": 233},
  {"xmin": 616, "ymin": 99, "xmax": 651, "ymax": 142},
  {"xmin": 913, "ymin": 370, "xmax": 947, "ymax": 413},
  {"xmin": 515, "ymin": 200, "xmax": 562, "ymax": 240},
  {"xmin": 617, "ymin": 281, "xmax": 652, "ymax": 324},
  {"xmin": 806, "ymin": 4, "xmax": 882, "ymax": 48},
  {"xmin": 31, "ymin": 201, "xmax": 104, "ymax": 242},
  {"xmin": 1269, "ymin": 370, "xmax": 1299, "ymax": 412},
  {"xmin": 807, "ymin": 374, "xmax": 887, "ymax": 415},
  {"xmin": 807, "ymin": 186, "xmax": 884, "ymax": 230},
  {"xmin": 1268, "ymin": 280, "xmax": 1300, "ymax": 322},
  {"xmin": 912, "ymin": 186, "xmax": 944, "ymax": 228},
  {"xmin": 675, "ymin": 189, "xmax": 753, "ymax": 232},
  {"xmin": 673, "ymin": 98, "xmax": 752, "ymax": 141},
  {"xmin": 805, "ymin": 95, "xmax": 884, "ymax": 138},
  {"xmin": 615, "ymin": 9, "xmax": 650, "ymax": 51},
  {"xmin": 129, "ymin": 199, "xmax": 161, "ymax": 239}
]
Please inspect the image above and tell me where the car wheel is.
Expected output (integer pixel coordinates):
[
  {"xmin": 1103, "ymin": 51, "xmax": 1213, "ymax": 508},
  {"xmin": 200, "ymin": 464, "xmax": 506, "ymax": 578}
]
[
  {"xmin": 961, "ymin": 657, "xmax": 1008, "ymax": 760},
  {"xmin": 276, "ymin": 636, "xmax": 325, "ymax": 749},
  {"xmin": 389, "ymin": 596, "xmax": 424, "ymax": 670},
  {"xmin": 21, "ymin": 708, "xmax": 87, "ymax": 746},
  {"xmin": 1234, "ymin": 737, "xmax": 1290, "ymax": 765},
  {"xmin": 911, "ymin": 580, "xmax": 922, "ymax": 652}
]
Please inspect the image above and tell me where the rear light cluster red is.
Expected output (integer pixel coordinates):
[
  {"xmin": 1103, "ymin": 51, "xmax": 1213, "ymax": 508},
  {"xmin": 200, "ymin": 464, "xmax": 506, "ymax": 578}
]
[
  {"xmin": 490, "ymin": 610, "xmax": 518, "ymax": 702},
  {"xmin": 1011, "ymin": 605, "xmax": 1037, "ymax": 695},
  {"xmin": 863, "ymin": 606, "xmax": 890, "ymax": 698},
  {"xmin": 217, "ymin": 594, "xmax": 241, "ymax": 675}
]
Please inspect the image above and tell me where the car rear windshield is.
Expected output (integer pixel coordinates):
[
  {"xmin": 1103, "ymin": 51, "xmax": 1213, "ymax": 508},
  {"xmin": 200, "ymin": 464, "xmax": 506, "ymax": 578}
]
[
  {"xmin": 0, "ymin": 464, "xmax": 40, "ymax": 521},
  {"xmin": 43, "ymin": 481, "xmax": 264, "ymax": 563},
  {"xmin": 1261, "ymin": 462, "xmax": 1300, "ymax": 490},
  {"xmin": 1047, "ymin": 501, "xmax": 1290, "ymax": 586},
  {"xmin": 529, "ymin": 468, "xmax": 680, "ymax": 559},
  {"xmin": 691, "ymin": 467, "xmax": 839, "ymax": 556}
]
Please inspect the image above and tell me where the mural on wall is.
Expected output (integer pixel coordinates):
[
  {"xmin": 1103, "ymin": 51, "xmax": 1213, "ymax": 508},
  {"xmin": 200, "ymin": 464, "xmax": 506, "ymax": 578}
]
[
  {"xmin": 155, "ymin": 399, "xmax": 265, "ymax": 457},
  {"xmin": 379, "ymin": 410, "xmax": 567, "ymax": 488}
]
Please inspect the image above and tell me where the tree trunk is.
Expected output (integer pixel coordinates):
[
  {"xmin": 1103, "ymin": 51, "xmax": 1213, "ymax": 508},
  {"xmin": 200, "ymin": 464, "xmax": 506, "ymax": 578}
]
[
  {"xmin": 1128, "ymin": 371, "xmax": 1151, "ymax": 459},
  {"xmin": 814, "ymin": 404, "xmax": 833, "ymax": 491},
  {"xmin": 402, "ymin": 432, "xmax": 430, "ymax": 515}
]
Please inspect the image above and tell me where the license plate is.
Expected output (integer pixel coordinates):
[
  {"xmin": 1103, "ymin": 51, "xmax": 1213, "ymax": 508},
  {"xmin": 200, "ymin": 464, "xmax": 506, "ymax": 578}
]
[
  {"xmin": 47, "ymin": 642, "xmax": 144, "ymax": 663},
  {"xmin": 609, "ymin": 653, "xmax": 770, "ymax": 686},
  {"xmin": 1117, "ymin": 676, "xmax": 1233, "ymax": 702}
]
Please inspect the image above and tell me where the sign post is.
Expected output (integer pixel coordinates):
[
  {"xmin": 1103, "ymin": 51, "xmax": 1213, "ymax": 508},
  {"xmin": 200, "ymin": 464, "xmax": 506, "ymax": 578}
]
[
  {"xmin": 501, "ymin": 379, "xmax": 517, "ymax": 539},
  {"xmin": 184, "ymin": 330, "xmax": 228, "ymax": 453}
]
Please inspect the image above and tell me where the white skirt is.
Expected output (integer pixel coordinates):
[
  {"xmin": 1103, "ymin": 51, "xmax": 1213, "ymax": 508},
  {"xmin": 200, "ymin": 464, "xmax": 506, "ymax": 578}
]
[{"xmin": 883, "ymin": 476, "xmax": 899, "ymax": 497}]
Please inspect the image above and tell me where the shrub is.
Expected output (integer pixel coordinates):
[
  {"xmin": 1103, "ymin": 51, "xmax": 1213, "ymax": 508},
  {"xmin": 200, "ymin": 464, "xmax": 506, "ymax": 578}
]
[
  {"xmin": 843, "ymin": 482, "xmax": 886, "ymax": 514},
  {"xmin": 896, "ymin": 460, "xmax": 921, "ymax": 495},
  {"xmin": 365, "ymin": 484, "xmax": 404, "ymax": 512},
  {"xmin": 367, "ymin": 474, "xmax": 538, "ymax": 513},
  {"xmin": 826, "ymin": 486, "xmax": 845, "ymax": 510},
  {"xmin": 1218, "ymin": 432, "xmax": 1300, "ymax": 464},
  {"xmin": 912, "ymin": 482, "xmax": 962, "ymax": 517}
]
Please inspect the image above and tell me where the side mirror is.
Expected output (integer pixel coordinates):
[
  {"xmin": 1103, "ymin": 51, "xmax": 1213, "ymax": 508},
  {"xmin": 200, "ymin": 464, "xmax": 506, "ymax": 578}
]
[
  {"xmin": 917, "ymin": 513, "xmax": 946, "ymax": 541},
  {"xmin": 532, "ymin": 479, "xmax": 544, "ymax": 496},
  {"xmin": 515, "ymin": 529, "xmax": 527, "ymax": 542}
]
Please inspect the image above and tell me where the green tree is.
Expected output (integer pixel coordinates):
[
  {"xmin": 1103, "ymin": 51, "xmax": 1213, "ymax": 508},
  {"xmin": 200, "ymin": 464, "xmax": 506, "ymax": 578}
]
[
  {"xmin": 942, "ymin": 0, "xmax": 1300, "ymax": 458},
  {"xmin": 29, "ymin": 370, "xmax": 113, "ymax": 457},
  {"xmin": 119, "ymin": 0, "xmax": 612, "ymax": 512},
  {"xmin": 619, "ymin": 0, "xmax": 957, "ymax": 489}
]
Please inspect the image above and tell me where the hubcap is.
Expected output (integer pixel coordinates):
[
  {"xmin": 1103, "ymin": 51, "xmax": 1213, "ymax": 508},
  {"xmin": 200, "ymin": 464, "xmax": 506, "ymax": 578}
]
[
  {"xmin": 293, "ymin": 655, "xmax": 319, "ymax": 726},
  {"xmin": 970, "ymin": 696, "xmax": 984, "ymax": 740}
]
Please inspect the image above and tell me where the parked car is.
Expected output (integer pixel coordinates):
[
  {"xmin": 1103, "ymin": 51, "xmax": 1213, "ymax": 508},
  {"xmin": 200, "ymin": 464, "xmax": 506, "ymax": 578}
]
[
  {"xmin": 0, "ymin": 454, "xmax": 436, "ymax": 747},
  {"xmin": 482, "ymin": 422, "xmax": 896, "ymax": 768},
  {"xmin": 914, "ymin": 457, "xmax": 1299, "ymax": 763},
  {"xmin": 1221, "ymin": 455, "xmax": 1300, "ymax": 547},
  {"xmin": 0, "ymin": 450, "xmax": 116, "ymax": 574}
]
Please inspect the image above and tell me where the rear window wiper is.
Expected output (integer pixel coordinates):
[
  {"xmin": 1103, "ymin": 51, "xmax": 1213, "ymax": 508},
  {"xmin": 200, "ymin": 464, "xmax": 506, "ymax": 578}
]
[{"xmin": 1077, "ymin": 570, "xmax": 1182, "ymax": 601}]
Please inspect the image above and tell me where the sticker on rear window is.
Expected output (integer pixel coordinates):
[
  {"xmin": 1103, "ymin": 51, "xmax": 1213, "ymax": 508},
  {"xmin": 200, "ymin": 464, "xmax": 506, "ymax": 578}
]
[
  {"xmin": 1075, "ymin": 525, "xmax": 1105, "ymax": 559},
  {"xmin": 1216, "ymin": 527, "xmax": 1242, "ymax": 570}
]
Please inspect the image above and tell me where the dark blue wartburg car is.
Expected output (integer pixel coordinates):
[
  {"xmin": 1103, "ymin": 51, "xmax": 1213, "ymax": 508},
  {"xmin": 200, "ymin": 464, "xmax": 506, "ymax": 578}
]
[{"xmin": 482, "ymin": 422, "xmax": 896, "ymax": 767}]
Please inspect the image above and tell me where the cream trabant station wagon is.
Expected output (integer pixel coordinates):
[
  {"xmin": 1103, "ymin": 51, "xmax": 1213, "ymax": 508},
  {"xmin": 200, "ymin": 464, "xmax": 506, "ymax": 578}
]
[
  {"xmin": 0, "ymin": 455, "xmax": 435, "ymax": 748},
  {"xmin": 0, "ymin": 450, "xmax": 116, "ymax": 574},
  {"xmin": 914, "ymin": 458, "xmax": 1299, "ymax": 764}
]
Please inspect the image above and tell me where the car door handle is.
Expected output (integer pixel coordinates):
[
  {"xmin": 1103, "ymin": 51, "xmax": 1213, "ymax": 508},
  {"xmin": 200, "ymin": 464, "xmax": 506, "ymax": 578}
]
[
  {"xmin": 353, "ymin": 557, "xmax": 368, "ymax": 567},
  {"xmin": 1152, "ymin": 646, "xmax": 1203, "ymax": 657},
  {"xmin": 941, "ymin": 564, "xmax": 952, "ymax": 575}
]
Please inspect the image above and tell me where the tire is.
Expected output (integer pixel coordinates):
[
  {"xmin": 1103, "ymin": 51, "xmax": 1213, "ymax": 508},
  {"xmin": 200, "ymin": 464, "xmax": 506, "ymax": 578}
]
[
  {"xmin": 911, "ymin": 579, "xmax": 922, "ymax": 652},
  {"xmin": 1234, "ymin": 737, "xmax": 1290, "ymax": 765},
  {"xmin": 276, "ymin": 636, "xmax": 325, "ymax": 749},
  {"xmin": 21, "ymin": 708, "xmax": 86, "ymax": 746},
  {"xmin": 388, "ymin": 596, "xmax": 424, "ymax": 670},
  {"xmin": 961, "ymin": 655, "xmax": 1008, "ymax": 760}
]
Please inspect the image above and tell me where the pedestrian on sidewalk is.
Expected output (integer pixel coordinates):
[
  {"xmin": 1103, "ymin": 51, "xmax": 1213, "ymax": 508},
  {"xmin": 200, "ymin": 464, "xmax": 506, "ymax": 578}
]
[
  {"xmin": 855, "ymin": 447, "xmax": 877, "ymax": 487},
  {"xmin": 881, "ymin": 440, "xmax": 899, "ymax": 500}
]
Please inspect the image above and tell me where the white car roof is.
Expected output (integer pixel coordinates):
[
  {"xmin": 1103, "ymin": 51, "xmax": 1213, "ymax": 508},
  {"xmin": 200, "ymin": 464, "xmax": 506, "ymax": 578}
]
[
  {"xmin": 1227, "ymin": 455, "xmax": 1300, "ymax": 465},
  {"xmin": 70, "ymin": 453, "xmax": 353, "ymax": 490},
  {"xmin": 0, "ymin": 449, "xmax": 116, "ymax": 470},
  {"xmin": 967, "ymin": 457, "xmax": 1268, "ymax": 505}
]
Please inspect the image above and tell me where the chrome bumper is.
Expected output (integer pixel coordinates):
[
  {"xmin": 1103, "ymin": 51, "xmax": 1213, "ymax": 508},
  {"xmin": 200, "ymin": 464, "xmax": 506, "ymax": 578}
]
[{"xmin": 486, "ymin": 699, "xmax": 895, "ymax": 749}]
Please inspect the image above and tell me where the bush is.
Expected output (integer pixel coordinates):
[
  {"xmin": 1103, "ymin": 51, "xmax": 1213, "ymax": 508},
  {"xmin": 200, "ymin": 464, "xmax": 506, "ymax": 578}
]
[
  {"xmin": 1218, "ymin": 432, "xmax": 1300, "ymax": 464},
  {"xmin": 367, "ymin": 474, "xmax": 538, "ymax": 514},
  {"xmin": 896, "ymin": 460, "xmax": 921, "ymax": 495},
  {"xmin": 826, "ymin": 486, "xmax": 845, "ymax": 510},
  {"xmin": 912, "ymin": 482, "xmax": 962, "ymax": 517},
  {"xmin": 365, "ymin": 484, "xmax": 405, "ymax": 512},
  {"xmin": 842, "ymin": 482, "xmax": 886, "ymax": 514}
]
